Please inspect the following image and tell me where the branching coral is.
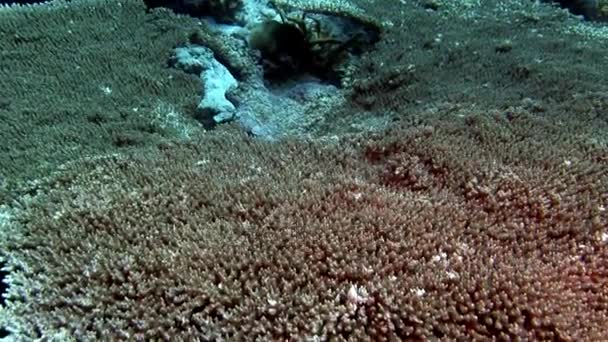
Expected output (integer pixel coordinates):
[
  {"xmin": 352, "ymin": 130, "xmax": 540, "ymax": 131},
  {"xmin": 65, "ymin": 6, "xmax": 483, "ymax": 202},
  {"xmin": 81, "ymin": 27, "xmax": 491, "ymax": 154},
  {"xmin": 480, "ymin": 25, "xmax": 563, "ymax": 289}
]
[{"xmin": 1, "ymin": 109, "xmax": 606, "ymax": 340}]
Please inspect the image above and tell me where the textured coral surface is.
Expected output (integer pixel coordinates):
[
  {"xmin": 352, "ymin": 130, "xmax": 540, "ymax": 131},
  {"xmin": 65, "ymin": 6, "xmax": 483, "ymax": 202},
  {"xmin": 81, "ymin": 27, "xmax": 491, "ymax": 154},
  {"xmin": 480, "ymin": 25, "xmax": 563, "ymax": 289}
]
[
  {"xmin": 1, "ymin": 0, "xmax": 608, "ymax": 340},
  {"xmin": 1, "ymin": 111, "xmax": 606, "ymax": 340}
]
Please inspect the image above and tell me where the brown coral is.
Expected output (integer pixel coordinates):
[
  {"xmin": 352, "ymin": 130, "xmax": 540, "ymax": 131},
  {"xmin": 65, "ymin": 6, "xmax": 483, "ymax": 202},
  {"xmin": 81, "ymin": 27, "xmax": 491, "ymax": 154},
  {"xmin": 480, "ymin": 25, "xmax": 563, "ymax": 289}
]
[{"xmin": 1, "ymin": 106, "xmax": 607, "ymax": 340}]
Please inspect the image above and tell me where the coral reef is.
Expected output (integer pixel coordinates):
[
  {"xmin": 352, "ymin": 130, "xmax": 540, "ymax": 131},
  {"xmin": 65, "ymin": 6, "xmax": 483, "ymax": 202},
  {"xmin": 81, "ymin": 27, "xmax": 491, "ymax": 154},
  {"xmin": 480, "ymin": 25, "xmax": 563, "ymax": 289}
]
[
  {"xmin": 1, "ymin": 0, "xmax": 608, "ymax": 339},
  {"xmin": 0, "ymin": 110, "xmax": 606, "ymax": 340}
]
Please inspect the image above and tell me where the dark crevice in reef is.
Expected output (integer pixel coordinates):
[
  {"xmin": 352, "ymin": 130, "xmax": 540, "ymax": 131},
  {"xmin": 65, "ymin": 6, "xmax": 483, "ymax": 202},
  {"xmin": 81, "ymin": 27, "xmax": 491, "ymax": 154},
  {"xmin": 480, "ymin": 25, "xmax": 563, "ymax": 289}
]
[
  {"xmin": 541, "ymin": 0, "xmax": 608, "ymax": 21},
  {"xmin": 250, "ymin": 12, "xmax": 381, "ymax": 87},
  {"xmin": 155, "ymin": 0, "xmax": 382, "ymax": 137},
  {"xmin": 145, "ymin": 0, "xmax": 381, "ymax": 87}
]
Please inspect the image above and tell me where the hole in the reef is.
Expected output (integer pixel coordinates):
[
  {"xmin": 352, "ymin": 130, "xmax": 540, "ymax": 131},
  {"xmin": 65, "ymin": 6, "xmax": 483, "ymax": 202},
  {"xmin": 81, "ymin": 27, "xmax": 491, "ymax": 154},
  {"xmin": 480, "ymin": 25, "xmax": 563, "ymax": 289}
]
[
  {"xmin": 148, "ymin": 0, "xmax": 382, "ymax": 88},
  {"xmin": 542, "ymin": 0, "xmax": 605, "ymax": 21},
  {"xmin": 249, "ymin": 12, "xmax": 381, "ymax": 87},
  {"xmin": 192, "ymin": 109, "xmax": 219, "ymax": 130}
]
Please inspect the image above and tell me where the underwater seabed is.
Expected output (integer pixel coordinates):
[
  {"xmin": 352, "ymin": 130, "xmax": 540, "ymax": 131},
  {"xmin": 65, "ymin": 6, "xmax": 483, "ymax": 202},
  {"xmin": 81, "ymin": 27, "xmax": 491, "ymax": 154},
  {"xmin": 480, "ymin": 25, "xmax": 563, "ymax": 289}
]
[
  {"xmin": 154, "ymin": 0, "xmax": 384, "ymax": 139},
  {"xmin": 0, "ymin": 0, "xmax": 607, "ymax": 340}
]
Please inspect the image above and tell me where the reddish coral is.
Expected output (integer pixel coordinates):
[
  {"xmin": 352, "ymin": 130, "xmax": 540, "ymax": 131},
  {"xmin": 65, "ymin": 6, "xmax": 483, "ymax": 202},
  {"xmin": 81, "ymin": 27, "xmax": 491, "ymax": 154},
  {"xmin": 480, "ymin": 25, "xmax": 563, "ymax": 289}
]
[{"xmin": 1, "ymin": 111, "xmax": 606, "ymax": 340}]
